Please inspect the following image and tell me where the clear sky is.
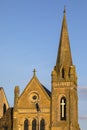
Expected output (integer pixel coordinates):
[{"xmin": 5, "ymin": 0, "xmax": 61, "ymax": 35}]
[{"xmin": 0, "ymin": 1, "xmax": 87, "ymax": 130}]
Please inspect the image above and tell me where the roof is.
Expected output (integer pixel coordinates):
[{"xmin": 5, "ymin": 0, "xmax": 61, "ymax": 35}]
[
  {"xmin": 41, "ymin": 84, "xmax": 51, "ymax": 97},
  {"xmin": 0, "ymin": 87, "xmax": 9, "ymax": 107}
]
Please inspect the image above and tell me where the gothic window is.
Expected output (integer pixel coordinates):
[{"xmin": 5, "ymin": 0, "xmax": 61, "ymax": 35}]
[
  {"xmin": 62, "ymin": 68, "xmax": 65, "ymax": 78},
  {"xmin": 3, "ymin": 104, "xmax": 6, "ymax": 115},
  {"xmin": 60, "ymin": 97, "xmax": 66, "ymax": 120},
  {"xmin": 24, "ymin": 119, "xmax": 28, "ymax": 130},
  {"xmin": 32, "ymin": 119, "xmax": 36, "ymax": 130},
  {"xmin": 35, "ymin": 103, "xmax": 40, "ymax": 112},
  {"xmin": 40, "ymin": 119, "xmax": 45, "ymax": 130}
]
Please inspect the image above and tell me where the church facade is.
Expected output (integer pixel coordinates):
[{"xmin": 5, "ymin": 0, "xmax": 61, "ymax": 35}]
[{"xmin": 0, "ymin": 10, "xmax": 80, "ymax": 130}]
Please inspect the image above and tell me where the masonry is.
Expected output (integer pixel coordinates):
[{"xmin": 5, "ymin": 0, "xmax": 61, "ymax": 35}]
[{"xmin": 0, "ymin": 10, "xmax": 80, "ymax": 130}]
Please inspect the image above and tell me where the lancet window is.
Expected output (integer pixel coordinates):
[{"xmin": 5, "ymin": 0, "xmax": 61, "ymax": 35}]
[
  {"xmin": 24, "ymin": 119, "xmax": 28, "ymax": 130},
  {"xmin": 62, "ymin": 68, "xmax": 65, "ymax": 78},
  {"xmin": 3, "ymin": 104, "xmax": 6, "ymax": 115},
  {"xmin": 32, "ymin": 119, "xmax": 36, "ymax": 130},
  {"xmin": 40, "ymin": 119, "xmax": 45, "ymax": 130}
]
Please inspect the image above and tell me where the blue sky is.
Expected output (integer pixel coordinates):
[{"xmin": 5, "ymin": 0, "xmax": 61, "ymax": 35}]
[{"xmin": 0, "ymin": 1, "xmax": 87, "ymax": 130}]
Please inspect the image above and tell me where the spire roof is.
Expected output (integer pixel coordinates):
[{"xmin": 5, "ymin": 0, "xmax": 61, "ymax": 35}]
[{"xmin": 56, "ymin": 10, "xmax": 73, "ymax": 72}]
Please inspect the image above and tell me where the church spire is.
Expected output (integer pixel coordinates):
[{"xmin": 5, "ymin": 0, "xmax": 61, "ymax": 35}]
[
  {"xmin": 51, "ymin": 9, "xmax": 80, "ymax": 130},
  {"xmin": 55, "ymin": 9, "xmax": 73, "ymax": 79}
]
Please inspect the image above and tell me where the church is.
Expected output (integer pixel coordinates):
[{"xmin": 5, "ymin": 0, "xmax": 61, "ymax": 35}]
[{"xmin": 0, "ymin": 10, "xmax": 80, "ymax": 130}]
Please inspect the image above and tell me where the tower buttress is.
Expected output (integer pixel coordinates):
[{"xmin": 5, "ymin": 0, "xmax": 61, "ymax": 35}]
[
  {"xmin": 13, "ymin": 86, "xmax": 20, "ymax": 130},
  {"xmin": 51, "ymin": 9, "xmax": 80, "ymax": 130}
]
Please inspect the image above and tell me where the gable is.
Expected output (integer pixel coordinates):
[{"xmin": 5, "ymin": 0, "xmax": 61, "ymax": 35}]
[
  {"xmin": 0, "ymin": 87, "xmax": 9, "ymax": 118},
  {"xmin": 17, "ymin": 76, "xmax": 50, "ymax": 109}
]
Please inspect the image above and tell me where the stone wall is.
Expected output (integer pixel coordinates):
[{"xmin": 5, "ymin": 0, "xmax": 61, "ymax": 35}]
[{"xmin": 0, "ymin": 108, "xmax": 13, "ymax": 130}]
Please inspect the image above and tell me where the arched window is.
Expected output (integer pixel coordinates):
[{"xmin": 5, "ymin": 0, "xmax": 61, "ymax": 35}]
[
  {"xmin": 60, "ymin": 97, "xmax": 66, "ymax": 120},
  {"xmin": 24, "ymin": 119, "xmax": 28, "ymax": 130},
  {"xmin": 3, "ymin": 104, "xmax": 6, "ymax": 115},
  {"xmin": 40, "ymin": 119, "xmax": 45, "ymax": 130},
  {"xmin": 32, "ymin": 119, "xmax": 36, "ymax": 130},
  {"xmin": 62, "ymin": 68, "xmax": 65, "ymax": 78}
]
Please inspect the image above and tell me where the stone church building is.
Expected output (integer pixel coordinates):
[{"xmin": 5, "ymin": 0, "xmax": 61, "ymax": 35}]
[{"xmin": 0, "ymin": 10, "xmax": 80, "ymax": 130}]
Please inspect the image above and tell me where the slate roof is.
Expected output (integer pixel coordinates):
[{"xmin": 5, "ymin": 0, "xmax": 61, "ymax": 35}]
[{"xmin": 41, "ymin": 84, "xmax": 51, "ymax": 97}]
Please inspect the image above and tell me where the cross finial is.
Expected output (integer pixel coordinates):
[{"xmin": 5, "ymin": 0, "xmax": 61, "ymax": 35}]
[
  {"xmin": 63, "ymin": 6, "xmax": 66, "ymax": 14},
  {"xmin": 33, "ymin": 69, "xmax": 36, "ymax": 76}
]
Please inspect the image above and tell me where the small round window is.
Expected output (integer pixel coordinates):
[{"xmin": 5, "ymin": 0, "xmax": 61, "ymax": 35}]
[
  {"xmin": 32, "ymin": 95, "xmax": 37, "ymax": 100},
  {"xmin": 29, "ymin": 92, "xmax": 39, "ymax": 103}
]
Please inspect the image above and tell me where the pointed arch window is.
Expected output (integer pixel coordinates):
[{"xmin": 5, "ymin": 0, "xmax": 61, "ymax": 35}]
[
  {"xmin": 62, "ymin": 68, "xmax": 65, "ymax": 78},
  {"xmin": 60, "ymin": 97, "xmax": 66, "ymax": 120},
  {"xmin": 40, "ymin": 119, "xmax": 45, "ymax": 130},
  {"xmin": 24, "ymin": 119, "xmax": 28, "ymax": 130},
  {"xmin": 32, "ymin": 119, "xmax": 36, "ymax": 130},
  {"xmin": 3, "ymin": 104, "xmax": 6, "ymax": 115}
]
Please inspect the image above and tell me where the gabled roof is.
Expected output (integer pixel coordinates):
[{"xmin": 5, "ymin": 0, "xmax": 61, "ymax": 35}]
[
  {"xmin": 0, "ymin": 87, "xmax": 9, "ymax": 107},
  {"xmin": 0, "ymin": 87, "xmax": 9, "ymax": 118},
  {"xmin": 41, "ymin": 84, "xmax": 51, "ymax": 97},
  {"xmin": 18, "ymin": 73, "xmax": 51, "ymax": 101}
]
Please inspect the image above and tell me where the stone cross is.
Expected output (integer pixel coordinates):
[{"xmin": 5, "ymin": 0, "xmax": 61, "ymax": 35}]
[
  {"xmin": 33, "ymin": 69, "xmax": 36, "ymax": 76},
  {"xmin": 61, "ymin": 99, "xmax": 65, "ymax": 118}
]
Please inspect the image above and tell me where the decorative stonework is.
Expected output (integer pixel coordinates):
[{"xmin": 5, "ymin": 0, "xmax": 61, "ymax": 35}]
[
  {"xmin": 0, "ymin": 10, "xmax": 80, "ymax": 130},
  {"xmin": 28, "ymin": 91, "xmax": 40, "ymax": 103}
]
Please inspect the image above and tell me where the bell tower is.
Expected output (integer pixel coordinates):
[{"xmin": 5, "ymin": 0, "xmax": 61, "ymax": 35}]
[{"xmin": 51, "ymin": 9, "xmax": 80, "ymax": 130}]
